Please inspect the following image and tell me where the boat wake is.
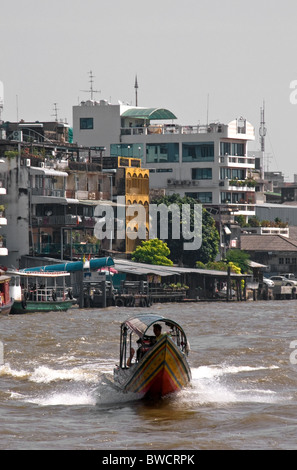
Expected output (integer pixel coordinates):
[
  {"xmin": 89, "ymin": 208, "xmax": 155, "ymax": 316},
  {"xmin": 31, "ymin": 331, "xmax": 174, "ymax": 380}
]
[
  {"xmin": 1, "ymin": 360, "xmax": 288, "ymax": 408},
  {"xmin": 178, "ymin": 363, "xmax": 286, "ymax": 406}
]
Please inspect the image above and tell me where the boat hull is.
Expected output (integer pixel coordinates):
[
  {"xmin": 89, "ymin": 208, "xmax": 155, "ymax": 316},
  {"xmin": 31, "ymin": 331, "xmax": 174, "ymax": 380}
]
[
  {"xmin": 115, "ymin": 334, "xmax": 191, "ymax": 399},
  {"xmin": 10, "ymin": 299, "xmax": 74, "ymax": 314},
  {"xmin": 0, "ymin": 299, "xmax": 14, "ymax": 316}
]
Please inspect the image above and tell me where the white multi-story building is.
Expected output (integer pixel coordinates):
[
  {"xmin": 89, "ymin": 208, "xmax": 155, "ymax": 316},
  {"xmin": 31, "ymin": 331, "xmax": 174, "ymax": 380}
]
[{"xmin": 73, "ymin": 101, "xmax": 256, "ymax": 220}]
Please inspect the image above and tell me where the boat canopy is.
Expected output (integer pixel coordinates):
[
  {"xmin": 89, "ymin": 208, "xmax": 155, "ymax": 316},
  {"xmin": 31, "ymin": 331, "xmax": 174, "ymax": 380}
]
[
  {"xmin": 20, "ymin": 257, "xmax": 114, "ymax": 273},
  {"xmin": 121, "ymin": 108, "xmax": 177, "ymax": 120},
  {"xmin": 123, "ymin": 314, "xmax": 187, "ymax": 340}
]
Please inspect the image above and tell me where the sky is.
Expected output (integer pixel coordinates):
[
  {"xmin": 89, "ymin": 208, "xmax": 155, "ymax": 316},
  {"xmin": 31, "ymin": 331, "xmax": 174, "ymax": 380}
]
[{"xmin": 1, "ymin": 0, "xmax": 297, "ymax": 179}]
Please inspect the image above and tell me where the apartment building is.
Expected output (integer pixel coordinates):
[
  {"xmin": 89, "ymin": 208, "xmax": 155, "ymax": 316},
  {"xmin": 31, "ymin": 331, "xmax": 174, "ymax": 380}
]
[{"xmin": 73, "ymin": 101, "xmax": 256, "ymax": 221}]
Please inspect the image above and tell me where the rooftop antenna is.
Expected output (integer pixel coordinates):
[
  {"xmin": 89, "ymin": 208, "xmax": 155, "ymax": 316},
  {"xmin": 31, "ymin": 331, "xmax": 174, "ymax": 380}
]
[
  {"xmin": 0, "ymin": 81, "xmax": 4, "ymax": 123},
  {"xmin": 52, "ymin": 102, "xmax": 59, "ymax": 121},
  {"xmin": 259, "ymin": 101, "xmax": 267, "ymax": 179},
  {"xmin": 134, "ymin": 75, "xmax": 139, "ymax": 106},
  {"xmin": 81, "ymin": 70, "xmax": 101, "ymax": 100}
]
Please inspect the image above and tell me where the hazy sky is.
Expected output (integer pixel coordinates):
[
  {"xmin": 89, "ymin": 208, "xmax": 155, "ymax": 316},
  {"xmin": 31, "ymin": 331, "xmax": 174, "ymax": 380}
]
[{"xmin": 1, "ymin": 0, "xmax": 297, "ymax": 179}]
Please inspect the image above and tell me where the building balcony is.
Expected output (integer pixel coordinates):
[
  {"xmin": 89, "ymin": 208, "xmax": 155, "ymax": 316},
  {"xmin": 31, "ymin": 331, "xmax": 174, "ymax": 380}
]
[
  {"xmin": 219, "ymin": 155, "xmax": 255, "ymax": 168},
  {"xmin": 32, "ymin": 215, "xmax": 96, "ymax": 228},
  {"xmin": 167, "ymin": 179, "xmax": 214, "ymax": 188},
  {"xmin": 120, "ymin": 122, "xmax": 226, "ymax": 137},
  {"xmin": 31, "ymin": 188, "xmax": 66, "ymax": 197},
  {"xmin": 228, "ymin": 204, "xmax": 255, "ymax": 217},
  {"xmin": 65, "ymin": 189, "xmax": 104, "ymax": 200},
  {"xmin": 219, "ymin": 179, "xmax": 256, "ymax": 191}
]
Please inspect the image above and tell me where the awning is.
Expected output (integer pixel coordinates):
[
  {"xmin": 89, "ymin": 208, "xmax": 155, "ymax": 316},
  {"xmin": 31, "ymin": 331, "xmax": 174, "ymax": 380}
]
[
  {"xmin": 121, "ymin": 107, "xmax": 177, "ymax": 120},
  {"xmin": 30, "ymin": 167, "xmax": 68, "ymax": 177}
]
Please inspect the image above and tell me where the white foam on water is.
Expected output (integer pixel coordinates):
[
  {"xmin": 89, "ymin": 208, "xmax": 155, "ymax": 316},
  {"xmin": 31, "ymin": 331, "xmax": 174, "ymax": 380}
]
[
  {"xmin": 180, "ymin": 364, "xmax": 283, "ymax": 405},
  {"xmin": 0, "ymin": 362, "xmax": 101, "ymax": 384},
  {"xmin": 29, "ymin": 365, "xmax": 99, "ymax": 384},
  {"xmin": 26, "ymin": 390, "xmax": 97, "ymax": 407},
  {"xmin": 0, "ymin": 363, "xmax": 30, "ymax": 379}
]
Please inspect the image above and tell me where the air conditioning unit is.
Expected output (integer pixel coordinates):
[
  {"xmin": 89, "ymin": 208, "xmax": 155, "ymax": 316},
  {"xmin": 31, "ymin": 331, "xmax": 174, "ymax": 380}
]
[
  {"xmin": 167, "ymin": 179, "xmax": 173, "ymax": 184},
  {"xmin": 26, "ymin": 159, "xmax": 31, "ymax": 167}
]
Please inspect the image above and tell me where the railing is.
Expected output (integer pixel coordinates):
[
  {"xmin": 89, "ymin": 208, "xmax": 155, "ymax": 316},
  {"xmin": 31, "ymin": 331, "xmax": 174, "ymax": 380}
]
[
  {"xmin": 31, "ymin": 188, "xmax": 65, "ymax": 197},
  {"xmin": 66, "ymin": 190, "xmax": 103, "ymax": 200},
  {"xmin": 32, "ymin": 215, "xmax": 96, "ymax": 227},
  {"xmin": 120, "ymin": 123, "xmax": 225, "ymax": 136},
  {"xmin": 34, "ymin": 243, "xmax": 99, "ymax": 256},
  {"xmin": 219, "ymin": 155, "xmax": 255, "ymax": 166}
]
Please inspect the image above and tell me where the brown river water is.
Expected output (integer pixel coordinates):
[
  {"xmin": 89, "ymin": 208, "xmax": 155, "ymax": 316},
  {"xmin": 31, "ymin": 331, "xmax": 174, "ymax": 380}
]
[{"xmin": 1, "ymin": 300, "xmax": 297, "ymax": 450}]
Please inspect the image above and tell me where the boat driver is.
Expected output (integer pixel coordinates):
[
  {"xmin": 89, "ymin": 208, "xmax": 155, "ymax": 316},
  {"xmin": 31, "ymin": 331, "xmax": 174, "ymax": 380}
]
[{"xmin": 153, "ymin": 323, "xmax": 164, "ymax": 341}]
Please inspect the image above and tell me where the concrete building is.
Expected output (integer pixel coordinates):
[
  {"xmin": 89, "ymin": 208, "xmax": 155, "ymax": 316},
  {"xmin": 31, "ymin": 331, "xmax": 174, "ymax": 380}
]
[{"xmin": 73, "ymin": 101, "xmax": 256, "ymax": 221}]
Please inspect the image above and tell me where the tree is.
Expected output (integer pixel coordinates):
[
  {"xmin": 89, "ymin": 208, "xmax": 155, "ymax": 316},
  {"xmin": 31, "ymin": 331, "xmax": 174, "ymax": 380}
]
[
  {"xmin": 150, "ymin": 194, "xmax": 219, "ymax": 266},
  {"xmin": 131, "ymin": 239, "xmax": 173, "ymax": 266},
  {"xmin": 225, "ymin": 249, "xmax": 250, "ymax": 273}
]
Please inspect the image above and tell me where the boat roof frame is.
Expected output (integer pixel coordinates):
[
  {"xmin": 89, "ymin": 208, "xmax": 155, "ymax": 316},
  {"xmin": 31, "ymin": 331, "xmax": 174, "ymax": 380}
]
[{"xmin": 121, "ymin": 313, "xmax": 188, "ymax": 340}]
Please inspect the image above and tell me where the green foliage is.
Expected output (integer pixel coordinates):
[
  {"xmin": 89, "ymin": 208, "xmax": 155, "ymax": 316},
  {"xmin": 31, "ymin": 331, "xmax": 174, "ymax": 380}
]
[
  {"xmin": 225, "ymin": 249, "xmax": 250, "ymax": 273},
  {"xmin": 150, "ymin": 194, "xmax": 219, "ymax": 267},
  {"xmin": 195, "ymin": 261, "xmax": 205, "ymax": 269},
  {"xmin": 4, "ymin": 150, "xmax": 18, "ymax": 159},
  {"xmin": 131, "ymin": 238, "xmax": 173, "ymax": 266}
]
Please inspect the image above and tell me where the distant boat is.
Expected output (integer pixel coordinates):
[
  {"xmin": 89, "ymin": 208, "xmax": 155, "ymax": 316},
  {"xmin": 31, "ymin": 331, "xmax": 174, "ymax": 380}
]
[
  {"xmin": 108, "ymin": 314, "xmax": 191, "ymax": 399},
  {"xmin": 0, "ymin": 272, "xmax": 14, "ymax": 315},
  {"xmin": 8, "ymin": 271, "xmax": 75, "ymax": 315}
]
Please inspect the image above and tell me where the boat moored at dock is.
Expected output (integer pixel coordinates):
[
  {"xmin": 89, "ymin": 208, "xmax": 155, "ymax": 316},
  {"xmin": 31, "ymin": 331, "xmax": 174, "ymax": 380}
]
[{"xmin": 8, "ymin": 271, "xmax": 75, "ymax": 314}]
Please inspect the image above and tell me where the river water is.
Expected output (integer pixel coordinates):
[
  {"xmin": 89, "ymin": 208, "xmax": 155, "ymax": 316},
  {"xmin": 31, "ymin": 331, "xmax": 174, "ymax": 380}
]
[{"xmin": 0, "ymin": 300, "xmax": 297, "ymax": 450}]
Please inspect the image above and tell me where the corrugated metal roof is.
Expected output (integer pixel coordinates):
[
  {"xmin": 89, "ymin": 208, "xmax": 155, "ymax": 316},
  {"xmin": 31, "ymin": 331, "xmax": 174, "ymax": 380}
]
[{"xmin": 113, "ymin": 259, "xmax": 249, "ymax": 278}]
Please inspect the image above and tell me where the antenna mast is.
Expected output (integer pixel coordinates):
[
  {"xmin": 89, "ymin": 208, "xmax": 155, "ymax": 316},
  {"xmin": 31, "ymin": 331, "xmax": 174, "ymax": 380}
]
[
  {"xmin": 134, "ymin": 75, "xmax": 138, "ymax": 106},
  {"xmin": 0, "ymin": 81, "xmax": 3, "ymax": 123},
  {"xmin": 81, "ymin": 70, "xmax": 101, "ymax": 100},
  {"xmin": 52, "ymin": 102, "xmax": 59, "ymax": 121},
  {"xmin": 259, "ymin": 101, "xmax": 267, "ymax": 179}
]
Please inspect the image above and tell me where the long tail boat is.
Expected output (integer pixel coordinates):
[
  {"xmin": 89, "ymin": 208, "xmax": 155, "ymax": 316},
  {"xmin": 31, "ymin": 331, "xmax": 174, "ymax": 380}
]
[{"xmin": 111, "ymin": 314, "xmax": 191, "ymax": 399}]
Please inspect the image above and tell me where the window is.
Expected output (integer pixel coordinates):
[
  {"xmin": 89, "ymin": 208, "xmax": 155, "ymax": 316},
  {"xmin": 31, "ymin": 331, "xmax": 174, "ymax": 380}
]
[
  {"xmin": 80, "ymin": 118, "xmax": 94, "ymax": 130},
  {"xmin": 220, "ymin": 168, "xmax": 245, "ymax": 180},
  {"xmin": 192, "ymin": 168, "xmax": 212, "ymax": 180},
  {"xmin": 111, "ymin": 143, "xmax": 144, "ymax": 160},
  {"xmin": 220, "ymin": 141, "xmax": 245, "ymax": 156},
  {"xmin": 146, "ymin": 143, "xmax": 179, "ymax": 163},
  {"xmin": 220, "ymin": 192, "xmax": 246, "ymax": 204},
  {"xmin": 279, "ymin": 258, "xmax": 284, "ymax": 264},
  {"xmin": 182, "ymin": 142, "xmax": 214, "ymax": 162},
  {"xmin": 186, "ymin": 192, "xmax": 212, "ymax": 203}
]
